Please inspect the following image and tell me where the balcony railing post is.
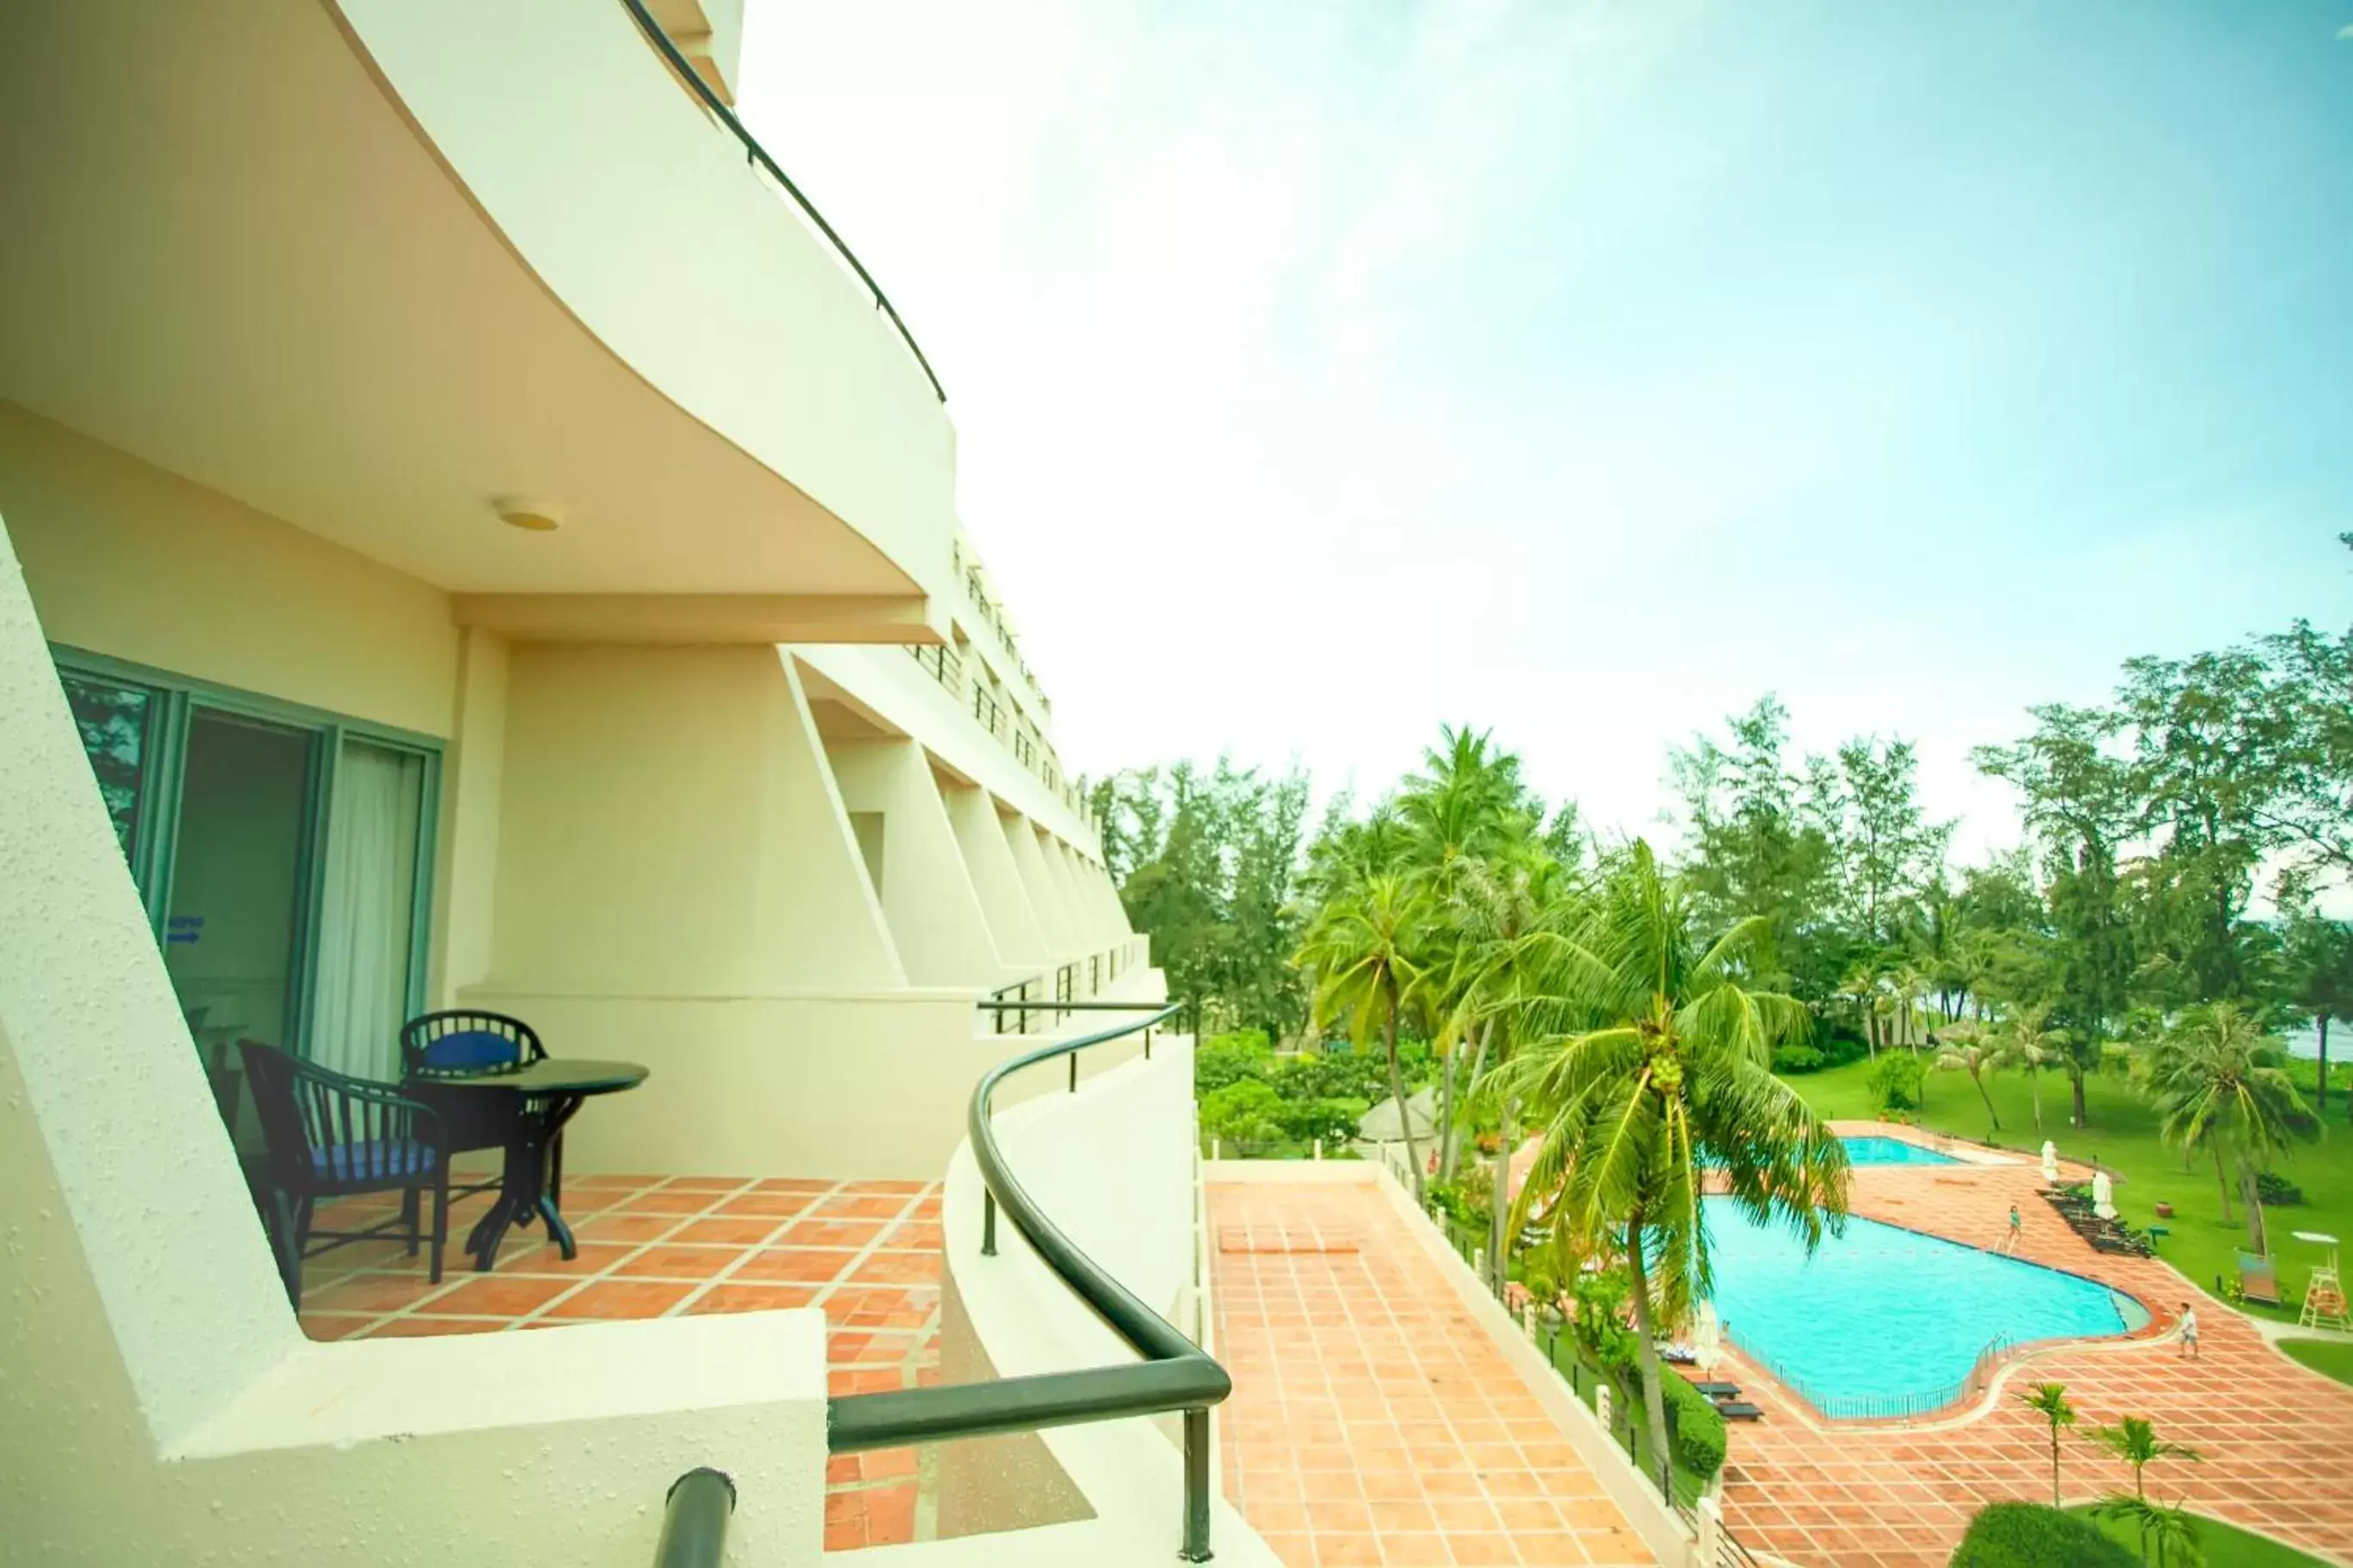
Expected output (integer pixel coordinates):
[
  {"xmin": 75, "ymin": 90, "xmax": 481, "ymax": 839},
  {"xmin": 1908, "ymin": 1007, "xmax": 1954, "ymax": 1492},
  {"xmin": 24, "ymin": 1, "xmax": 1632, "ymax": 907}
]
[
  {"xmin": 1068, "ymin": 1052, "xmax": 1078, "ymax": 1094},
  {"xmin": 1181, "ymin": 1406, "xmax": 1213, "ymax": 1562},
  {"xmin": 655, "ymin": 1467, "xmax": 736, "ymax": 1568},
  {"xmin": 982, "ymin": 1188, "xmax": 997, "ymax": 1256}
]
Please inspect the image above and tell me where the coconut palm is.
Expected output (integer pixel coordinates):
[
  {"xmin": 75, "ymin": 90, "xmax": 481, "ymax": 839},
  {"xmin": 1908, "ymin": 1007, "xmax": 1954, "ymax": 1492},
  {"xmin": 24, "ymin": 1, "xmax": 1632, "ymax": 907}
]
[
  {"xmin": 2089, "ymin": 1415, "xmax": 2201, "ymax": 1503},
  {"xmin": 1444, "ymin": 849, "xmax": 1580, "ymax": 1292},
  {"xmin": 1397, "ymin": 727, "xmax": 1536, "ymax": 1180},
  {"xmin": 1837, "ymin": 967, "xmax": 1883, "ymax": 1060},
  {"xmin": 2143, "ymin": 1003, "xmax": 2312, "ymax": 1254},
  {"xmin": 1992, "ymin": 1004, "xmax": 2067, "ymax": 1132},
  {"xmin": 1296, "ymin": 872, "xmax": 1433, "ymax": 1200},
  {"xmin": 1494, "ymin": 840, "xmax": 1849, "ymax": 1473},
  {"xmin": 2019, "ymin": 1381, "xmax": 2076, "ymax": 1506},
  {"xmin": 1932, "ymin": 1022, "xmax": 2002, "ymax": 1130}
]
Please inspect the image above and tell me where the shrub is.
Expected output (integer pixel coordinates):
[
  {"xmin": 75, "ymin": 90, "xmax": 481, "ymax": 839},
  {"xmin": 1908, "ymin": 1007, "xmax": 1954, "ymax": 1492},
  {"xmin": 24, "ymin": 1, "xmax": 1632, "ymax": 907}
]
[
  {"xmin": 1869, "ymin": 1051, "xmax": 1927, "ymax": 1113},
  {"xmin": 1661, "ymin": 1374, "xmax": 1727, "ymax": 1483},
  {"xmin": 1949, "ymin": 1503, "xmax": 2136, "ymax": 1568},
  {"xmin": 2256, "ymin": 1171, "xmax": 2305, "ymax": 1207},
  {"xmin": 1275, "ymin": 1095, "xmax": 1367, "ymax": 1146},
  {"xmin": 1270, "ymin": 1048, "xmax": 1390, "ymax": 1104},
  {"xmin": 1815, "ymin": 1028, "xmax": 1870, "ymax": 1070},
  {"xmin": 1199, "ymin": 1079, "xmax": 1285, "ymax": 1148},
  {"xmin": 1195, "ymin": 1033, "xmax": 1274, "ymax": 1095},
  {"xmin": 1772, "ymin": 1042, "xmax": 1827, "ymax": 1074}
]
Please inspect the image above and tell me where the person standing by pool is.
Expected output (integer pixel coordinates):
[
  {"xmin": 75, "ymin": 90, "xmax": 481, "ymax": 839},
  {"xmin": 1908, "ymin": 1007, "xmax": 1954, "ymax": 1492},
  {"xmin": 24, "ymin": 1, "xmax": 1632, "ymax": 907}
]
[
  {"xmin": 2179, "ymin": 1303, "xmax": 2199, "ymax": 1360},
  {"xmin": 2001, "ymin": 1203, "xmax": 2023, "ymax": 1254}
]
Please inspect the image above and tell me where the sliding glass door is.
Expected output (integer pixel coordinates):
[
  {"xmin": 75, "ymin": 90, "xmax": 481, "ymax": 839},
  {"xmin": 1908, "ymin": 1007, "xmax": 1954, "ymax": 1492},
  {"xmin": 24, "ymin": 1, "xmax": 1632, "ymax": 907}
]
[{"xmin": 50, "ymin": 649, "xmax": 439, "ymax": 1138}]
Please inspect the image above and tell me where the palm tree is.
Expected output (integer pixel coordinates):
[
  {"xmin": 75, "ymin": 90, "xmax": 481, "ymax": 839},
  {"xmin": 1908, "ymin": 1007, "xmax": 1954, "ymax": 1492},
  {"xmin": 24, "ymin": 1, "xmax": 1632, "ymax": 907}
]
[
  {"xmin": 2093, "ymin": 1492, "xmax": 2204, "ymax": 1568},
  {"xmin": 1932, "ymin": 1022, "xmax": 2002, "ymax": 1130},
  {"xmin": 1296, "ymin": 873, "xmax": 1432, "ymax": 1201},
  {"xmin": 1446, "ymin": 850, "xmax": 1580, "ymax": 1293},
  {"xmin": 1892, "ymin": 963, "xmax": 1935, "ymax": 1054},
  {"xmin": 1837, "ymin": 967, "xmax": 1882, "ymax": 1060},
  {"xmin": 1992, "ymin": 1004, "xmax": 2067, "ymax": 1133},
  {"xmin": 2019, "ymin": 1381, "xmax": 2076, "ymax": 1506},
  {"xmin": 2089, "ymin": 1415, "xmax": 2201, "ymax": 1503},
  {"xmin": 2143, "ymin": 1003, "xmax": 2312, "ymax": 1254},
  {"xmin": 1397, "ymin": 727, "xmax": 1533, "ymax": 1181},
  {"xmin": 1495, "ymin": 841, "xmax": 1849, "ymax": 1473}
]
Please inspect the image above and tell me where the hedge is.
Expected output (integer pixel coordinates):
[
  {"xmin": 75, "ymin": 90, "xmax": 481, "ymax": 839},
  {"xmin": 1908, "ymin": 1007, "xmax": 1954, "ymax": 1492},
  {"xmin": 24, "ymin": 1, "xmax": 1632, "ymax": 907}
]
[
  {"xmin": 1660, "ymin": 1372, "xmax": 1727, "ymax": 1484},
  {"xmin": 1949, "ymin": 1503, "xmax": 2136, "ymax": 1568}
]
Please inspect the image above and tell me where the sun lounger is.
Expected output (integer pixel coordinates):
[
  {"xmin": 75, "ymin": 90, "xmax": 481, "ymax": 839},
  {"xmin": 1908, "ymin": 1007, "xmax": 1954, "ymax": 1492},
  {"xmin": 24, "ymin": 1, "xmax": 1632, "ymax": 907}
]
[
  {"xmin": 1659, "ymin": 1345, "xmax": 1698, "ymax": 1365},
  {"xmin": 1713, "ymin": 1400, "xmax": 1764, "ymax": 1421},
  {"xmin": 1687, "ymin": 1381, "xmax": 1740, "ymax": 1398}
]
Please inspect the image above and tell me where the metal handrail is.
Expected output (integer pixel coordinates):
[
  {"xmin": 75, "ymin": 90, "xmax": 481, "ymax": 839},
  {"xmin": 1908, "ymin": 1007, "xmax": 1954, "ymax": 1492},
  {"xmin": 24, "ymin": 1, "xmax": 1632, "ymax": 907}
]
[
  {"xmin": 614, "ymin": 0, "xmax": 946, "ymax": 403},
  {"xmin": 826, "ymin": 1001, "xmax": 1228, "ymax": 1561},
  {"xmin": 653, "ymin": 1467, "xmax": 735, "ymax": 1568}
]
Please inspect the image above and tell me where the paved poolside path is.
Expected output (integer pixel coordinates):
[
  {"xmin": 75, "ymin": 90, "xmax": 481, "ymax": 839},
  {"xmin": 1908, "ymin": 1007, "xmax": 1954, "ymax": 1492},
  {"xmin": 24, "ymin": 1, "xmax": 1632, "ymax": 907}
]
[
  {"xmin": 1718, "ymin": 1132, "xmax": 2353, "ymax": 1567},
  {"xmin": 1211, "ymin": 1174, "xmax": 1656, "ymax": 1568}
]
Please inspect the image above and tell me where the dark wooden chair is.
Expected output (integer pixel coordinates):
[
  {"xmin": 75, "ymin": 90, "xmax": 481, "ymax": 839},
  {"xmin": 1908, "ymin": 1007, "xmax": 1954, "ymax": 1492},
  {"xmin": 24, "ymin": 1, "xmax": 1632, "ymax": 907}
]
[
  {"xmin": 399, "ymin": 1010, "xmax": 557, "ymax": 1206},
  {"xmin": 240, "ymin": 1040, "xmax": 451, "ymax": 1309}
]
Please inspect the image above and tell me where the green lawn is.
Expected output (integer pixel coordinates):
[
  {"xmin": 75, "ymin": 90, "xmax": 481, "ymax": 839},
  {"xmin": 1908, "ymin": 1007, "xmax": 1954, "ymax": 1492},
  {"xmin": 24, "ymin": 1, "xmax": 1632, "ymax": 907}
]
[
  {"xmin": 2277, "ymin": 1336, "xmax": 2353, "ymax": 1388},
  {"xmin": 2065, "ymin": 1504, "xmax": 2330, "ymax": 1567},
  {"xmin": 1782, "ymin": 1059, "xmax": 2352, "ymax": 1324}
]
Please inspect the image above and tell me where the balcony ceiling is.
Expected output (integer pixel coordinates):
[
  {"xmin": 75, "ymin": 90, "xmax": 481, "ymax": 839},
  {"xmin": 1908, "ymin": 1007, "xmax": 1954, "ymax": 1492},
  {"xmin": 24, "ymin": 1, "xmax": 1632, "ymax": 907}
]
[{"xmin": 0, "ymin": 0, "xmax": 920, "ymax": 599}]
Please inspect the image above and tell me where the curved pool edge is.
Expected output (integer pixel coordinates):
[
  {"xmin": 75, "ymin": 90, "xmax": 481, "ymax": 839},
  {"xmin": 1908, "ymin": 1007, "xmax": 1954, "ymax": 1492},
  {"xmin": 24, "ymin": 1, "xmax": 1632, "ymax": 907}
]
[{"xmin": 1707, "ymin": 1203, "xmax": 2163, "ymax": 1425}]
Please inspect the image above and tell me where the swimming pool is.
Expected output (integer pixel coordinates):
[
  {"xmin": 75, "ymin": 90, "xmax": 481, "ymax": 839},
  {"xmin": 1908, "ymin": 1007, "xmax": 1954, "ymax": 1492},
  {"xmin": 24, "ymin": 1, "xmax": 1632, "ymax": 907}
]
[
  {"xmin": 1840, "ymin": 1134, "xmax": 1959, "ymax": 1166},
  {"xmin": 1704, "ymin": 1198, "xmax": 2146, "ymax": 1418}
]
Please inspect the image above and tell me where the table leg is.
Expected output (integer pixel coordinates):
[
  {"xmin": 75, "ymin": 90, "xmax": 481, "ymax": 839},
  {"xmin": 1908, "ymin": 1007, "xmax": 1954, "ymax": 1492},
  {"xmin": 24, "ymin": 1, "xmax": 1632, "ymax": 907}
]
[
  {"xmin": 538, "ymin": 1193, "xmax": 577, "ymax": 1260},
  {"xmin": 468, "ymin": 1092, "xmax": 590, "ymax": 1270}
]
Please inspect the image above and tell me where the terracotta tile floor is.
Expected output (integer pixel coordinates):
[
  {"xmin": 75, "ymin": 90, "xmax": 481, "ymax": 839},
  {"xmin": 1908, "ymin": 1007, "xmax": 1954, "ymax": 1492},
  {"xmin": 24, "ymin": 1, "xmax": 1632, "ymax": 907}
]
[
  {"xmin": 1716, "ymin": 1126, "xmax": 2353, "ymax": 1567},
  {"xmin": 1211, "ymin": 1176, "xmax": 1656, "ymax": 1568},
  {"xmin": 294, "ymin": 1172, "xmax": 943, "ymax": 1552}
]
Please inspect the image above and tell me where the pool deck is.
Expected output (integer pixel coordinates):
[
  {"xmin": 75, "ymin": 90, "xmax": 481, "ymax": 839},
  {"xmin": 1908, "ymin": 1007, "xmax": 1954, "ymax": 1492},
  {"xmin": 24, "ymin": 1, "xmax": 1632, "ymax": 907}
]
[
  {"xmin": 1717, "ymin": 1122, "xmax": 2353, "ymax": 1567},
  {"xmin": 1211, "ymin": 1168, "xmax": 1661, "ymax": 1568}
]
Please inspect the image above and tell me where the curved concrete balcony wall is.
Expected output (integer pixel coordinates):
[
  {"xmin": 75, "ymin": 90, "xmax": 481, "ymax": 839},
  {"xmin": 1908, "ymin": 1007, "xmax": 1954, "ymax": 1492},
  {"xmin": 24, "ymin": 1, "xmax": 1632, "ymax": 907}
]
[
  {"xmin": 871, "ymin": 1039, "xmax": 1284, "ymax": 1568},
  {"xmin": 334, "ymin": 0, "xmax": 956, "ymax": 597}
]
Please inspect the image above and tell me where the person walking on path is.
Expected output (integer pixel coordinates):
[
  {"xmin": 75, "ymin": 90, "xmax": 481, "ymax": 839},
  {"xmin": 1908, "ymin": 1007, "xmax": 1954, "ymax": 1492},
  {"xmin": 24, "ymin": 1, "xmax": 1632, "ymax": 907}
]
[
  {"xmin": 2179, "ymin": 1303, "xmax": 2199, "ymax": 1360},
  {"xmin": 2000, "ymin": 1203, "xmax": 2024, "ymax": 1254}
]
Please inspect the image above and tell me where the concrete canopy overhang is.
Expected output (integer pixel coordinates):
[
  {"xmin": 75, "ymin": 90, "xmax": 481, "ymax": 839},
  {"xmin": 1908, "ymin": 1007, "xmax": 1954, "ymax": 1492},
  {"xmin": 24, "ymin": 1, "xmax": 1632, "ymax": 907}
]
[{"xmin": 0, "ymin": 0, "xmax": 951, "ymax": 644}]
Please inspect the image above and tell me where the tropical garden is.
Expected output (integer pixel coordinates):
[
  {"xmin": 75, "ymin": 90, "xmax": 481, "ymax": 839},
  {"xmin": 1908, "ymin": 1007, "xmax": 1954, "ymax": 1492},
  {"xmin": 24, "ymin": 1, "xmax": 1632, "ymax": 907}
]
[{"xmin": 1088, "ymin": 539, "xmax": 2353, "ymax": 1480}]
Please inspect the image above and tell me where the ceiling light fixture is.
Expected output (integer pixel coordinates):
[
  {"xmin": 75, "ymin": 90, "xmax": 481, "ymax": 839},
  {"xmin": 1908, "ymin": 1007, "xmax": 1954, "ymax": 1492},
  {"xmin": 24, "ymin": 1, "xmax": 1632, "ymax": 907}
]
[{"xmin": 492, "ymin": 495, "xmax": 565, "ymax": 533}]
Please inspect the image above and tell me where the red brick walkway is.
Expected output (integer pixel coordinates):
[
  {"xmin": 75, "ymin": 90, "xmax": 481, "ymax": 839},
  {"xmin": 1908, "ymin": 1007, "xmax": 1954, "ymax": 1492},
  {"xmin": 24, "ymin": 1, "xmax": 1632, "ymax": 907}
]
[
  {"xmin": 1212, "ymin": 1174, "xmax": 1656, "ymax": 1568},
  {"xmin": 295, "ymin": 1172, "xmax": 942, "ymax": 1552},
  {"xmin": 1718, "ymin": 1131, "xmax": 2353, "ymax": 1566}
]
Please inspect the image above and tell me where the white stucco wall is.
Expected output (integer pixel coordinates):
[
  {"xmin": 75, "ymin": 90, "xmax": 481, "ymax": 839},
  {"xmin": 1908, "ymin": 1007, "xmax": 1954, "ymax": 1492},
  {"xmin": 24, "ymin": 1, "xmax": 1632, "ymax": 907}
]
[
  {"xmin": 0, "ymin": 512, "xmax": 829, "ymax": 1567},
  {"xmin": 824, "ymin": 736, "xmax": 1003, "ymax": 989},
  {"xmin": 944, "ymin": 778, "xmax": 1050, "ymax": 978},
  {"xmin": 489, "ymin": 643, "xmax": 903, "ymax": 995},
  {"xmin": 0, "ymin": 398, "xmax": 460, "ymax": 736},
  {"xmin": 1005, "ymin": 815, "xmax": 1082, "ymax": 959}
]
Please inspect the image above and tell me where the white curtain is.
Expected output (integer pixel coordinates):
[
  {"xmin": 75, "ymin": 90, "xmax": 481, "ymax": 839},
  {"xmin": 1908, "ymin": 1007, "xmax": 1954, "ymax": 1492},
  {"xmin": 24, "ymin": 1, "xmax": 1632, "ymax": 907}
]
[{"xmin": 312, "ymin": 740, "xmax": 425, "ymax": 1081}]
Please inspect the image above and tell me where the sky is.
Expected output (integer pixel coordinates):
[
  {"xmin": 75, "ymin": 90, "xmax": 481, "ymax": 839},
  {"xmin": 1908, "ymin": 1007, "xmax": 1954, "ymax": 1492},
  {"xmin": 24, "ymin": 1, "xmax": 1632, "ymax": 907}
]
[{"xmin": 739, "ymin": 0, "xmax": 2353, "ymax": 865}]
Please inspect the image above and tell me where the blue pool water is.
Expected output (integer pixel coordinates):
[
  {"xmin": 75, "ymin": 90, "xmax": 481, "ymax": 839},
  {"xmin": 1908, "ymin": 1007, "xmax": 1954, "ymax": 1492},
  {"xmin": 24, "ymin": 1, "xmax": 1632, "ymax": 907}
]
[
  {"xmin": 1840, "ymin": 1135, "xmax": 1959, "ymax": 1167},
  {"xmin": 1704, "ymin": 1198, "xmax": 2147, "ymax": 1416}
]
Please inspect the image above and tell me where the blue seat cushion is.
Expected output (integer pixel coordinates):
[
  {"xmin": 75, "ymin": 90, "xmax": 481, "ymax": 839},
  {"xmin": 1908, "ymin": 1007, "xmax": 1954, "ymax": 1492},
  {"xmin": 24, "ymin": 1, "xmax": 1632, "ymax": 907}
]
[
  {"xmin": 421, "ymin": 1028, "xmax": 521, "ymax": 1071},
  {"xmin": 313, "ymin": 1139, "xmax": 437, "ymax": 1183}
]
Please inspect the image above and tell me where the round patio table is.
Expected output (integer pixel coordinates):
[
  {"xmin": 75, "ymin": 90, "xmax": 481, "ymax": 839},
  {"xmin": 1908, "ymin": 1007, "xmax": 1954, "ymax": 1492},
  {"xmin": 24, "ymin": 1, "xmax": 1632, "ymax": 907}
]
[{"xmin": 432, "ymin": 1058, "xmax": 648, "ymax": 1272}]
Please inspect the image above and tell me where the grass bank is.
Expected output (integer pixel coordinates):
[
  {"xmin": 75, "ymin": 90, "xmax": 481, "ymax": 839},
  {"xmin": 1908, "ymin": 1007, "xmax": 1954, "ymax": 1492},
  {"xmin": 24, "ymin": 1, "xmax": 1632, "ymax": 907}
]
[{"xmin": 2063, "ymin": 1504, "xmax": 2329, "ymax": 1567}]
